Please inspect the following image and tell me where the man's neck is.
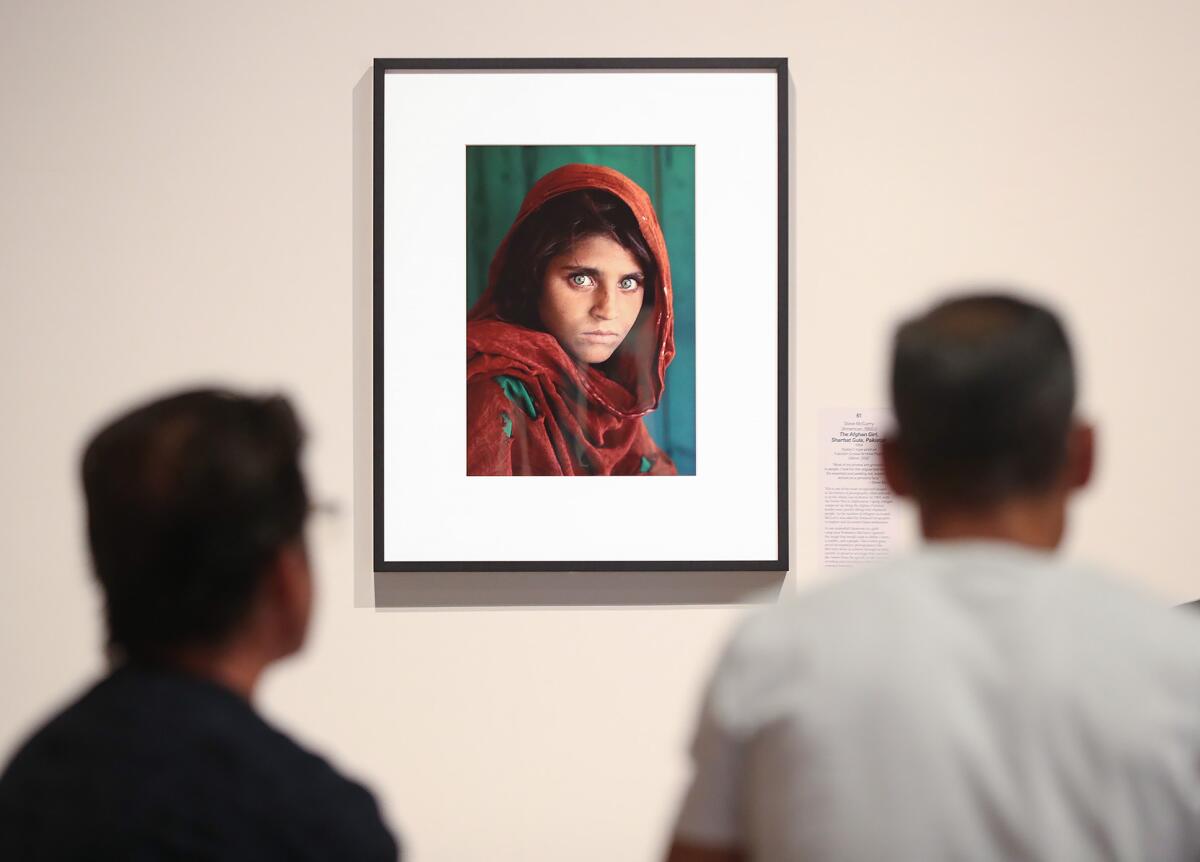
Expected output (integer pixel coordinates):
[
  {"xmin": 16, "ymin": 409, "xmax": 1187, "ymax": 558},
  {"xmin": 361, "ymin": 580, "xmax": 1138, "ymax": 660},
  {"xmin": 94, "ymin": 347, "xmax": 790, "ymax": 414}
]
[
  {"xmin": 919, "ymin": 493, "xmax": 1066, "ymax": 551},
  {"xmin": 167, "ymin": 645, "xmax": 269, "ymax": 700}
]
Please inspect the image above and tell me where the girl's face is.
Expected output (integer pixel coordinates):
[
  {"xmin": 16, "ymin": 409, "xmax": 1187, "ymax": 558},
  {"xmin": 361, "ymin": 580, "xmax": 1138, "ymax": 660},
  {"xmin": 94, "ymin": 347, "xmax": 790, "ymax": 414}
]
[{"xmin": 538, "ymin": 234, "xmax": 646, "ymax": 364}]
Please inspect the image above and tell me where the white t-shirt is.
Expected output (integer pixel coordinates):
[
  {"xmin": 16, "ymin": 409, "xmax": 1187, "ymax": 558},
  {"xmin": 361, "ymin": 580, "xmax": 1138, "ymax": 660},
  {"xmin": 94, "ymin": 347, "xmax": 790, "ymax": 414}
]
[{"xmin": 674, "ymin": 541, "xmax": 1200, "ymax": 861}]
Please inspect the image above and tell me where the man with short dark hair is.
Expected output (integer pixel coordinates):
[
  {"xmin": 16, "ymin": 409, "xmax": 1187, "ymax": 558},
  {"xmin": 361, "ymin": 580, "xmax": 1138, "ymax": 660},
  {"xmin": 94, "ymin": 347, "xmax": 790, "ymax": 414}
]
[
  {"xmin": 667, "ymin": 294, "xmax": 1200, "ymax": 861},
  {"xmin": 0, "ymin": 389, "xmax": 399, "ymax": 861}
]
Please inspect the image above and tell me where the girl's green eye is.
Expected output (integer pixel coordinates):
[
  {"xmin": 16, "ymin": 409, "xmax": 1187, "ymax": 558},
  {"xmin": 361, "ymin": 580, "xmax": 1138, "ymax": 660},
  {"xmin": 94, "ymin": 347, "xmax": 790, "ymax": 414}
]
[
  {"xmin": 571, "ymin": 274, "xmax": 591, "ymax": 287},
  {"xmin": 619, "ymin": 277, "xmax": 639, "ymax": 291}
]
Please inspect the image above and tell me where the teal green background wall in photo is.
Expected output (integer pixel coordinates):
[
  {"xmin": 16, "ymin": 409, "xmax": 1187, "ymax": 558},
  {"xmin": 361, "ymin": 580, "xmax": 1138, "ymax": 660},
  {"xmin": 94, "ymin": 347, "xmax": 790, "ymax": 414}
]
[{"xmin": 466, "ymin": 145, "xmax": 696, "ymax": 475}]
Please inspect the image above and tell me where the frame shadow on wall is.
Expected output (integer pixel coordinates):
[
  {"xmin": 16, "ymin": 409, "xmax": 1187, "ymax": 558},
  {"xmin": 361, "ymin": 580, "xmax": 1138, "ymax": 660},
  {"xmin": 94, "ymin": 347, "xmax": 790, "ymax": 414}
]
[{"xmin": 351, "ymin": 67, "xmax": 794, "ymax": 609}]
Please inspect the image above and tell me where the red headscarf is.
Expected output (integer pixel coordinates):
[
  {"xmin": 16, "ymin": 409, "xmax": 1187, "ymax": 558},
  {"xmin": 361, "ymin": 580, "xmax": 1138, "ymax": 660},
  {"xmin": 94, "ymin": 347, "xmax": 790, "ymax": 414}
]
[{"xmin": 466, "ymin": 164, "xmax": 677, "ymax": 475}]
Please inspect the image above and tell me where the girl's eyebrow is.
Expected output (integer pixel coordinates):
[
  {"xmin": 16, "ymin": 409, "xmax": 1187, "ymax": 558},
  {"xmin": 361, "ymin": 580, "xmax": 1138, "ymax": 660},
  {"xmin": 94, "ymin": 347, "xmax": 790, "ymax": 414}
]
[
  {"xmin": 559, "ymin": 265, "xmax": 645, "ymax": 280},
  {"xmin": 560, "ymin": 265, "xmax": 601, "ymax": 278}
]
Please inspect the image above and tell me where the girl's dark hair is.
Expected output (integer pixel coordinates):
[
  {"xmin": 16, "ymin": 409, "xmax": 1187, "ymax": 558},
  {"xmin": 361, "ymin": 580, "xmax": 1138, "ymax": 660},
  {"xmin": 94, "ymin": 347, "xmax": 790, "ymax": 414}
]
[{"xmin": 493, "ymin": 189, "xmax": 656, "ymax": 328}]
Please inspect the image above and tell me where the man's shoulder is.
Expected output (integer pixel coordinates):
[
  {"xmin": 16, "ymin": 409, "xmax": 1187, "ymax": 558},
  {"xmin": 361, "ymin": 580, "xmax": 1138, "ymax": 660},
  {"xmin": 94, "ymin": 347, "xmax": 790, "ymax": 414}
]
[
  {"xmin": 719, "ymin": 545, "xmax": 1200, "ymax": 687},
  {"xmin": 704, "ymin": 572, "xmax": 897, "ymax": 730},
  {"xmin": 724, "ymin": 557, "xmax": 917, "ymax": 656},
  {"xmin": 1047, "ymin": 559, "xmax": 1200, "ymax": 658},
  {"xmin": 0, "ymin": 667, "xmax": 398, "ymax": 860},
  {"xmin": 708, "ymin": 546, "xmax": 1200, "ymax": 742}
]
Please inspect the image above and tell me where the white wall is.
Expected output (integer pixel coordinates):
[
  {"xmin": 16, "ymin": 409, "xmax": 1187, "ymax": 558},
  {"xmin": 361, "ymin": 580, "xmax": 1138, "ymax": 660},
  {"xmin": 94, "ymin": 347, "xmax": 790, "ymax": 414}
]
[{"xmin": 3, "ymin": 2, "xmax": 1199, "ymax": 860}]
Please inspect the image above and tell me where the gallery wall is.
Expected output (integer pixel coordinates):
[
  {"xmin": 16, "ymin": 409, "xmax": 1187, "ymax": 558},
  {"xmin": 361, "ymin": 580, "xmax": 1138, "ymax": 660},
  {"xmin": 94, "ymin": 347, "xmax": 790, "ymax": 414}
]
[{"xmin": 3, "ymin": 2, "xmax": 1199, "ymax": 860}]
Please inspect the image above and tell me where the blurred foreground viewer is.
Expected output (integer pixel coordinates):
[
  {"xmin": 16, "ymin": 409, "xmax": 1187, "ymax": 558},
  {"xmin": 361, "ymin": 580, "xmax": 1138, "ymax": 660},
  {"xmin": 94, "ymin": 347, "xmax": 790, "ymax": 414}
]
[
  {"xmin": 667, "ymin": 294, "xmax": 1200, "ymax": 862},
  {"xmin": 0, "ymin": 389, "xmax": 399, "ymax": 861}
]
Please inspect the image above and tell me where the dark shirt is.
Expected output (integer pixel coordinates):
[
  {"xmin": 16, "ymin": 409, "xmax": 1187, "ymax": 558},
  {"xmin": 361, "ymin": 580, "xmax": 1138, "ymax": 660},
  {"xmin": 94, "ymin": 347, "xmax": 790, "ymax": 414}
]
[{"xmin": 0, "ymin": 664, "xmax": 399, "ymax": 861}]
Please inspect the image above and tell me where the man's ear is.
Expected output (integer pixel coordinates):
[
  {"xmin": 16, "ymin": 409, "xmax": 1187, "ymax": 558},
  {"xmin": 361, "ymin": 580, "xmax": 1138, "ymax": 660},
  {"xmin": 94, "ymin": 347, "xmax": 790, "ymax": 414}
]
[
  {"xmin": 1064, "ymin": 421, "xmax": 1095, "ymax": 492},
  {"xmin": 881, "ymin": 435, "xmax": 912, "ymax": 498},
  {"xmin": 263, "ymin": 540, "xmax": 313, "ymax": 657}
]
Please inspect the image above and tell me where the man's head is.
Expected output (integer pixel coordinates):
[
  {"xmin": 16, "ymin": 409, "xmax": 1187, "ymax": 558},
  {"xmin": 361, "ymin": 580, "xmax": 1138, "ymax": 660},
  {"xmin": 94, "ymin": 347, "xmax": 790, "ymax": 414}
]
[
  {"xmin": 883, "ymin": 293, "xmax": 1093, "ymax": 545},
  {"xmin": 82, "ymin": 388, "xmax": 312, "ymax": 667}
]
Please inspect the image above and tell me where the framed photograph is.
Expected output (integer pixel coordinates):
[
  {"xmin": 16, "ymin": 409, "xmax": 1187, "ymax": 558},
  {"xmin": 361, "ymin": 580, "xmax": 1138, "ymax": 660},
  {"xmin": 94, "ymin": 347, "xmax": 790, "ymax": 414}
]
[{"xmin": 374, "ymin": 58, "xmax": 788, "ymax": 572}]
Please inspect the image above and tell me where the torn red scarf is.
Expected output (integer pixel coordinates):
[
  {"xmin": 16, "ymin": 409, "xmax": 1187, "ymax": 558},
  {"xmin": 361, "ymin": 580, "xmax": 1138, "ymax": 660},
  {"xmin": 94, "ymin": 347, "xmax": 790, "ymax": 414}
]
[{"xmin": 466, "ymin": 164, "xmax": 677, "ymax": 476}]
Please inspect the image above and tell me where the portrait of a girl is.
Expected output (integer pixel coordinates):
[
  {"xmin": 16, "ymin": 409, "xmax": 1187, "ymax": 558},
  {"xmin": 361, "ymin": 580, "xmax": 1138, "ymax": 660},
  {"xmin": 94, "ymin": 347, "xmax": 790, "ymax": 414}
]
[{"xmin": 466, "ymin": 163, "xmax": 678, "ymax": 476}]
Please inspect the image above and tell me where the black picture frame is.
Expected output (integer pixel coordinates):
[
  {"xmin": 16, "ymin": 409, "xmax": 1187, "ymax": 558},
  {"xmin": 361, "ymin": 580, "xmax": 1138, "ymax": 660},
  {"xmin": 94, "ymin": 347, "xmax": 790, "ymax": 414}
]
[{"xmin": 373, "ymin": 58, "xmax": 789, "ymax": 573}]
